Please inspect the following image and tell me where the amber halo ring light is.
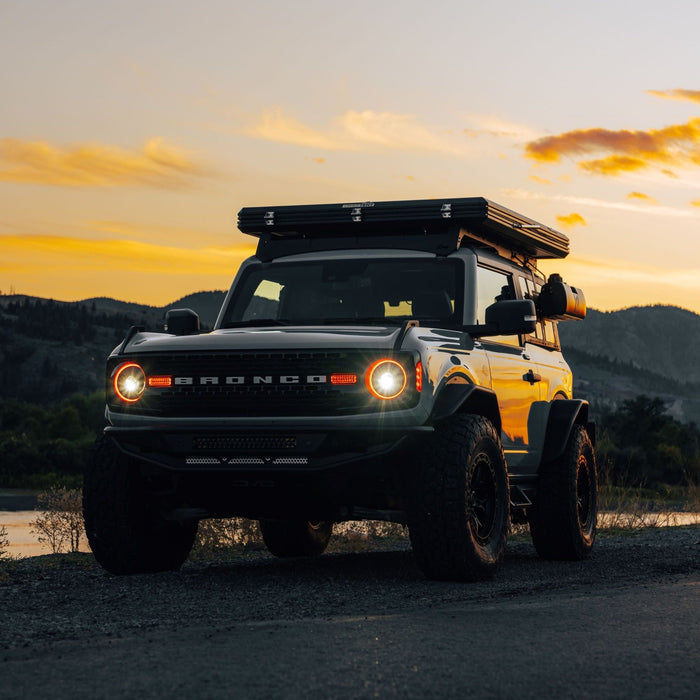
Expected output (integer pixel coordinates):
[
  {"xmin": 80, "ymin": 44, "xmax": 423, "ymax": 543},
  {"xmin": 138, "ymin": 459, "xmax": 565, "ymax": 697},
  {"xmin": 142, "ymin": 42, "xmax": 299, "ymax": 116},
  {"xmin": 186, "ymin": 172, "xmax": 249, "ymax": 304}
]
[
  {"xmin": 365, "ymin": 359, "xmax": 407, "ymax": 400},
  {"xmin": 113, "ymin": 362, "xmax": 146, "ymax": 403}
]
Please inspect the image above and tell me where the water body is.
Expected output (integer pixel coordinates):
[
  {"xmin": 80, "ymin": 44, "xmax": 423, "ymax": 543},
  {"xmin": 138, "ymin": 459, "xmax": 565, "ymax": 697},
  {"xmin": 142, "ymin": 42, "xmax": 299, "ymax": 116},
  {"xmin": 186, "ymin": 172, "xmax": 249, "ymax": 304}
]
[{"xmin": 2, "ymin": 510, "xmax": 699, "ymax": 559}]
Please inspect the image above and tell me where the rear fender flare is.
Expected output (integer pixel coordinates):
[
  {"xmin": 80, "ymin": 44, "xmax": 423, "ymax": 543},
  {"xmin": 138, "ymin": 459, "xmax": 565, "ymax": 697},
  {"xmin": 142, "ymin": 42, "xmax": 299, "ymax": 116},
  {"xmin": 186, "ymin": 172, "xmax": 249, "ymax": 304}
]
[{"xmin": 540, "ymin": 399, "xmax": 595, "ymax": 467}]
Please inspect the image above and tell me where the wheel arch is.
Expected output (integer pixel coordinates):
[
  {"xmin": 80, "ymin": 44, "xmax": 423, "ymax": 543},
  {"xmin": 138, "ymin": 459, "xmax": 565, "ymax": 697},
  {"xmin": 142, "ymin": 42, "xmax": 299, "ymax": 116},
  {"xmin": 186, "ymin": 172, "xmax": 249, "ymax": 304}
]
[
  {"xmin": 429, "ymin": 383, "xmax": 502, "ymax": 435},
  {"xmin": 539, "ymin": 399, "xmax": 595, "ymax": 467}
]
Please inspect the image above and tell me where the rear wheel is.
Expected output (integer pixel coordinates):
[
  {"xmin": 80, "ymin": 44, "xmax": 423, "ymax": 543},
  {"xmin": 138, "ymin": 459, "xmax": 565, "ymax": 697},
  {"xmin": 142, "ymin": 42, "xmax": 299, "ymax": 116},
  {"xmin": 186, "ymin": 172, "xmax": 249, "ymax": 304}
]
[
  {"xmin": 83, "ymin": 436, "xmax": 198, "ymax": 575},
  {"xmin": 529, "ymin": 424, "xmax": 597, "ymax": 560},
  {"xmin": 409, "ymin": 414, "xmax": 509, "ymax": 581},
  {"xmin": 259, "ymin": 518, "xmax": 333, "ymax": 557}
]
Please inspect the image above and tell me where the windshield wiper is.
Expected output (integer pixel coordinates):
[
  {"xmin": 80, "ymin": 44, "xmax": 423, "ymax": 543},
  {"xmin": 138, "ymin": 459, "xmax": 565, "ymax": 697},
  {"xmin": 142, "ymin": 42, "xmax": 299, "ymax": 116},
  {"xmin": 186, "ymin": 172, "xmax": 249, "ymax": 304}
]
[
  {"xmin": 221, "ymin": 319, "xmax": 291, "ymax": 328},
  {"xmin": 320, "ymin": 316, "xmax": 394, "ymax": 325}
]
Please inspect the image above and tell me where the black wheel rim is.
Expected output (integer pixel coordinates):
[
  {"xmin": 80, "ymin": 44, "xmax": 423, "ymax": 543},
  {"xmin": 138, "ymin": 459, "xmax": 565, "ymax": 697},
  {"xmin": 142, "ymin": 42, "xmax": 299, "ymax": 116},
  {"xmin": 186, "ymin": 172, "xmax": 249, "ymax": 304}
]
[
  {"xmin": 576, "ymin": 455, "xmax": 592, "ymax": 531},
  {"xmin": 469, "ymin": 453, "xmax": 497, "ymax": 545}
]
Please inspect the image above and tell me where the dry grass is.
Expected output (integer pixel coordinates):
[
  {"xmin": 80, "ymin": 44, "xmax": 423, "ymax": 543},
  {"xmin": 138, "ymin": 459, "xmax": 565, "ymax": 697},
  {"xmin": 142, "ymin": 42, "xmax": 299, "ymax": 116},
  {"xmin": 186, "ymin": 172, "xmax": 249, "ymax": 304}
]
[{"xmin": 598, "ymin": 482, "xmax": 700, "ymax": 530}]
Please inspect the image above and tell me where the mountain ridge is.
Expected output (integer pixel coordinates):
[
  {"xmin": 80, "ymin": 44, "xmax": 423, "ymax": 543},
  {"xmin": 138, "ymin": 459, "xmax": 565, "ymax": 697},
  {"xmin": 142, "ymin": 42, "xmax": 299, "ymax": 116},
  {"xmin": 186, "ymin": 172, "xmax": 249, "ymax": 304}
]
[{"xmin": 1, "ymin": 293, "xmax": 699, "ymax": 423}]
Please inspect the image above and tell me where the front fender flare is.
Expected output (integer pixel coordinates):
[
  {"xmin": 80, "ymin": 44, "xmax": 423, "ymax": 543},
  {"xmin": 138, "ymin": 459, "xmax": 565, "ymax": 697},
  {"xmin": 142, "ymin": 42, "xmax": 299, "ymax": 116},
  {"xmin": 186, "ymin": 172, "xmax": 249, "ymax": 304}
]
[{"xmin": 429, "ymin": 384, "xmax": 501, "ymax": 435}]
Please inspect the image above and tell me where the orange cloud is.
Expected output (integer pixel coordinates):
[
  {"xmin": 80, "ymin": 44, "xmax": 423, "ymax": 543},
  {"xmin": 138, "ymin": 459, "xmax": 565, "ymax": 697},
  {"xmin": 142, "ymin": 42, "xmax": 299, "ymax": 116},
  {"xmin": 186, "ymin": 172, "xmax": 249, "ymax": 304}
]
[
  {"xmin": 524, "ymin": 118, "xmax": 700, "ymax": 176},
  {"xmin": 691, "ymin": 200, "xmax": 700, "ymax": 208},
  {"xmin": 556, "ymin": 213, "xmax": 586, "ymax": 229},
  {"xmin": 647, "ymin": 89, "xmax": 700, "ymax": 105},
  {"xmin": 627, "ymin": 192, "xmax": 657, "ymax": 203},
  {"xmin": 528, "ymin": 175, "xmax": 552, "ymax": 185},
  {"xmin": 0, "ymin": 138, "xmax": 210, "ymax": 188}
]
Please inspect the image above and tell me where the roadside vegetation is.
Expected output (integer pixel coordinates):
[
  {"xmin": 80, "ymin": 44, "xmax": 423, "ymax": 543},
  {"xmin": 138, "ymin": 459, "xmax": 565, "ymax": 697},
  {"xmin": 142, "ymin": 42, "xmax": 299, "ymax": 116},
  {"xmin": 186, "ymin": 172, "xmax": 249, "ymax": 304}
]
[
  {"xmin": 0, "ymin": 392, "xmax": 103, "ymax": 489},
  {"xmin": 29, "ymin": 487, "xmax": 84, "ymax": 554},
  {"xmin": 0, "ymin": 393, "xmax": 699, "ymax": 562}
]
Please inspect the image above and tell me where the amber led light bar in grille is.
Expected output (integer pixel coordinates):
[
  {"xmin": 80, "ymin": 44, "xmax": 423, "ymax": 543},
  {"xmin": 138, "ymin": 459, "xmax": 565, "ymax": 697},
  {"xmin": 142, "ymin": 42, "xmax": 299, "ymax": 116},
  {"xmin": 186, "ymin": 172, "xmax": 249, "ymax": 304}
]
[
  {"xmin": 148, "ymin": 375, "xmax": 173, "ymax": 388},
  {"xmin": 330, "ymin": 373, "xmax": 357, "ymax": 385}
]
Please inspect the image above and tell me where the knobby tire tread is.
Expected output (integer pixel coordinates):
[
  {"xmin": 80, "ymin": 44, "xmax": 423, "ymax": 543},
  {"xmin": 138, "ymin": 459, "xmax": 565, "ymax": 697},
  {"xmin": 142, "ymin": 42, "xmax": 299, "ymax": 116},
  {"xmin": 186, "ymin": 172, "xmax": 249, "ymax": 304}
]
[{"xmin": 409, "ymin": 414, "xmax": 509, "ymax": 582}]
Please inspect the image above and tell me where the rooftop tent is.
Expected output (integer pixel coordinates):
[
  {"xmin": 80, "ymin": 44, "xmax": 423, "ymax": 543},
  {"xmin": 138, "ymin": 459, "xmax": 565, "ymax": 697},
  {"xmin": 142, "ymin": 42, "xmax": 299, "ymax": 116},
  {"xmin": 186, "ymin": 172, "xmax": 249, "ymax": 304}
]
[{"xmin": 237, "ymin": 197, "xmax": 570, "ymax": 261}]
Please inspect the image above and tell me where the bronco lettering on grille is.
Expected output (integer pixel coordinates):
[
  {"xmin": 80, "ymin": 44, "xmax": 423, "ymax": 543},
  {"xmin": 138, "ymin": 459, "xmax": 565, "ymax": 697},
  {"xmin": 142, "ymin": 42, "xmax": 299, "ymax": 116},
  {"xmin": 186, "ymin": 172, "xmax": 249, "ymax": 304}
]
[{"xmin": 172, "ymin": 375, "xmax": 328, "ymax": 386}]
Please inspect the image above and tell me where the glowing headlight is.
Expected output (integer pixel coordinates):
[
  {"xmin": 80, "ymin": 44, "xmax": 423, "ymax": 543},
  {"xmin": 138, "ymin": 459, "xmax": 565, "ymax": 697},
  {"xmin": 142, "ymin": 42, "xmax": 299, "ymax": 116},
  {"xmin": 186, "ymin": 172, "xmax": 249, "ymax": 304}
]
[
  {"xmin": 113, "ymin": 362, "xmax": 146, "ymax": 403},
  {"xmin": 365, "ymin": 359, "xmax": 407, "ymax": 400}
]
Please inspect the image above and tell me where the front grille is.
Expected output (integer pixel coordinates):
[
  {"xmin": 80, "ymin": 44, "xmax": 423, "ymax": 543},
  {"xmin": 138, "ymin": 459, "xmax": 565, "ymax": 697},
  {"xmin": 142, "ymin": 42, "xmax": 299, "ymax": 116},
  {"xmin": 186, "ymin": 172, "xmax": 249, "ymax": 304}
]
[
  {"xmin": 193, "ymin": 435, "xmax": 297, "ymax": 451},
  {"xmin": 184, "ymin": 456, "xmax": 309, "ymax": 466},
  {"xmin": 110, "ymin": 350, "xmax": 419, "ymax": 418}
]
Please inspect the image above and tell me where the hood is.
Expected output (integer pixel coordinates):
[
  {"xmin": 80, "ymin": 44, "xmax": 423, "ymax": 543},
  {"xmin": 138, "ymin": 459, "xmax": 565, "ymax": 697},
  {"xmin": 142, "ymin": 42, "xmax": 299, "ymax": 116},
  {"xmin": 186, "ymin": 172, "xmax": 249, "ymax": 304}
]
[{"xmin": 114, "ymin": 325, "xmax": 402, "ymax": 356}]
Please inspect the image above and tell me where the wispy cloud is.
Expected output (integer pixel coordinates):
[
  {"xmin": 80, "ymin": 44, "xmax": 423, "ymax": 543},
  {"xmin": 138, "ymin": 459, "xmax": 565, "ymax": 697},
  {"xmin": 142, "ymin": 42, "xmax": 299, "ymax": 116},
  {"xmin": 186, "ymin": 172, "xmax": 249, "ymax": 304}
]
[
  {"xmin": 248, "ymin": 108, "xmax": 482, "ymax": 155},
  {"xmin": 647, "ymin": 89, "xmax": 700, "ymax": 105},
  {"xmin": 1, "ymin": 234, "xmax": 255, "ymax": 275},
  {"xmin": 627, "ymin": 191, "xmax": 657, "ymax": 203},
  {"xmin": 461, "ymin": 114, "xmax": 541, "ymax": 141},
  {"xmin": 552, "ymin": 255, "xmax": 700, "ymax": 291},
  {"xmin": 505, "ymin": 188, "xmax": 700, "ymax": 218},
  {"xmin": 556, "ymin": 213, "xmax": 586, "ymax": 228},
  {"xmin": 0, "ymin": 138, "xmax": 211, "ymax": 188},
  {"xmin": 524, "ymin": 117, "xmax": 700, "ymax": 176}
]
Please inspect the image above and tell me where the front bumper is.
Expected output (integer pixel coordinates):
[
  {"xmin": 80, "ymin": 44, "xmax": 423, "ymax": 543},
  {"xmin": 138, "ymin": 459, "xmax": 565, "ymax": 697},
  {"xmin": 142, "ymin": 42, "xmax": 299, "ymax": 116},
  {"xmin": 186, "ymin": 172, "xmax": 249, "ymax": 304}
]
[
  {"xmin": 105, "ymin": 424, "xmax": 433, "ymax": 474},
  {"xmin": 105, "ymin": 424, "xmax": 433, "ymax": 520}
]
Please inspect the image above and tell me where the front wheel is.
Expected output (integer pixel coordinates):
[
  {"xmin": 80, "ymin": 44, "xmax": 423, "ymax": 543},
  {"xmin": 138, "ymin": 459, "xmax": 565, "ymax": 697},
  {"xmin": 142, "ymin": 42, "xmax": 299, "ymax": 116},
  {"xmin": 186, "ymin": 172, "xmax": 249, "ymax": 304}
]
[
  {"xmin": 259, "ymin": 518, "xmax": 333, "ymax": 557},
  {"xmin": 83, "ymin": 436, "xmax": 198, "ymax": 575},
  {"xmin": 529, "ymin": 424, "xmax": 597, "ymax": 560},
  {"xmin": 409, "ymin": 414, "xmax": 509, "ymax": 582}
]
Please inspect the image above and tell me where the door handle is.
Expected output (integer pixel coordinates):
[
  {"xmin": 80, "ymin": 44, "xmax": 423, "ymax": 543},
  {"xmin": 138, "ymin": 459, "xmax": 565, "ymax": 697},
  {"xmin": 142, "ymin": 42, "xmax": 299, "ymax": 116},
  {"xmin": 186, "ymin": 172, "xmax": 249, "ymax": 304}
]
[{"xmin": 523, "ymin": 369, "xmax": 541, "ymax": 384}]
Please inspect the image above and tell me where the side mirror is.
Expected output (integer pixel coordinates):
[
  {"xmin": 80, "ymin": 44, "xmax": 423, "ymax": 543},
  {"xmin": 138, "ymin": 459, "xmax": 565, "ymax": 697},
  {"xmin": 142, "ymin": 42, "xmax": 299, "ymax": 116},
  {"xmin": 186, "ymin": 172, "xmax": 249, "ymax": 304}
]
[
  {"xmin": 485, "ymin": 299, "xmax": 538, "ymax": 335},
  {"xmin": 165, "ymin": 308, "xmax": 200, "ymax": 336},
  {"xmin": 466, "ymin": 299, "xmax": 537, "ymax": 337},
  {"xmin": 537, "ymin": 274, "xmax": 586, "ymax": 320}
]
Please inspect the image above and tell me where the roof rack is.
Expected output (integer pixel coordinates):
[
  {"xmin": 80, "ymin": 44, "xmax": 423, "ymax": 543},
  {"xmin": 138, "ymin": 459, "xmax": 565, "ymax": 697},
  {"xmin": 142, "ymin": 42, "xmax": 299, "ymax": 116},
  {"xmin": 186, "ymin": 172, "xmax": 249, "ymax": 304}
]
[{"xmin": 237, "ymin": 197, "xmax": 569, "ymax": 261}]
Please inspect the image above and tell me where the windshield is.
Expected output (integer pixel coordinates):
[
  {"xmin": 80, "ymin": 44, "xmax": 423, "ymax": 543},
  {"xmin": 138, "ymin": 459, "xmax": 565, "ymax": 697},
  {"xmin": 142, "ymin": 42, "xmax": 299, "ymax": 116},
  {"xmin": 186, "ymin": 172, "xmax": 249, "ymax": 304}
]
[{"xmin": 221, "ymin": 258, "xmax": 462, "ymax": 327}]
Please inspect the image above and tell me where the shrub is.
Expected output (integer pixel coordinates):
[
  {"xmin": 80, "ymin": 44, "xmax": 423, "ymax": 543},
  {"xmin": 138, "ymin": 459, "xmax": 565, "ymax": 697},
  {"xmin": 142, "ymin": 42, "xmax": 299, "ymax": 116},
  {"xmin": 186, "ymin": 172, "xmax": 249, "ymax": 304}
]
[
  {"xmin": 190, "ymin": 517, "xmax": 263, "ymax": 559},
  {"xmin": 0, "ymin": 525, "xmax": 9, "ymax": 559},
  {"xmin": 29, "ymin": 487, "xmax": 84, "ymax": 554}
]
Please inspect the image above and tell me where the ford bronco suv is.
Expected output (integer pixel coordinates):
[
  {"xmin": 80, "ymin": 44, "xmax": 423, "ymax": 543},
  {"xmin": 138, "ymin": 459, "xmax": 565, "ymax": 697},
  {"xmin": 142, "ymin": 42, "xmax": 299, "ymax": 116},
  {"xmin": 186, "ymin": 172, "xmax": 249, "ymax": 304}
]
[{"xmin": 83, "ymin": 197, "xmax": 596, "ymax": 581}]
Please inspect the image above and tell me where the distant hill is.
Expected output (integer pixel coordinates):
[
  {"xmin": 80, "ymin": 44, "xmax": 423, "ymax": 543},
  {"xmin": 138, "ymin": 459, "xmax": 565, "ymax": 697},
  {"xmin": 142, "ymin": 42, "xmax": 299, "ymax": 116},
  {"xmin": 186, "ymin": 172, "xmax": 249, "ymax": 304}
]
[
  {"xmin": 558, "ymin": 305, "xmax": 700, "ymax": 385},
  {"xmin": 75, "ymin": 290, "xmax": 227, "ymax": 329},
  {"xmin": 1, "ymin": 294, "xmax": 699, "ymax": 423},
  {"xmin": 558, "ymin": 305, "xmax": 700, "ymax": 425},
  {"xmin": 0, "ymin": 291, "xmax": 226, "ymax": 404}
]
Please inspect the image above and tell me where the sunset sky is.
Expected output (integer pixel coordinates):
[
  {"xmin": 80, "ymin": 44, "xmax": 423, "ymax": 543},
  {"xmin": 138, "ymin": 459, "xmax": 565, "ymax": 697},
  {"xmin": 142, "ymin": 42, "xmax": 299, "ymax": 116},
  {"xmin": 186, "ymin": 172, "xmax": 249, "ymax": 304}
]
[{"xmin": 2, "ymin": 1, "xmax": 700, "ymax": 312}]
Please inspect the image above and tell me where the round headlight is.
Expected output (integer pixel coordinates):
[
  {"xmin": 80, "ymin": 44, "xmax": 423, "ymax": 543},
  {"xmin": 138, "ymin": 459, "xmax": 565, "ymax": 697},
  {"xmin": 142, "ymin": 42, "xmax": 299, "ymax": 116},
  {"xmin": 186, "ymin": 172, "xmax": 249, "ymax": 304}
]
[
  {"xmin": 365, "ymin": 359, "xmax": 407, "ymax": 400},
  {"xmin": 113, "ymin": 362, "xmax": 146, "ymax": 403}
]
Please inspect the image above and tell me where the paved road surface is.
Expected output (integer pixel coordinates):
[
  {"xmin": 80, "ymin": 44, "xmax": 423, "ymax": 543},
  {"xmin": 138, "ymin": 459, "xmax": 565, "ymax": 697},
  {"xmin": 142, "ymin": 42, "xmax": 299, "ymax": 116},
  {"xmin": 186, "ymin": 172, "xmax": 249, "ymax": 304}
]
[{"xmin": 1, "ymin": 527, "xmax": 698, "ymax": 699}]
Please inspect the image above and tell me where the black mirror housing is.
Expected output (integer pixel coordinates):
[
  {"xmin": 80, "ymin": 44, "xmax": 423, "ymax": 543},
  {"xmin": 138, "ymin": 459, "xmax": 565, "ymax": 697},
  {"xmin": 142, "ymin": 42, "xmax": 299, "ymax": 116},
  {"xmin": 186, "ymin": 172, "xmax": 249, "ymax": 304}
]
[
  {"xmin": 466, "ymin": 299, "xmax": 537, "ymax": 337},
  {"xmin": 165, "ymin": 308, "xmax": 200, "ymax": 336},
  {"xmin": 486, "ymin": 299, "xmax": 538, "ymax": 335}
]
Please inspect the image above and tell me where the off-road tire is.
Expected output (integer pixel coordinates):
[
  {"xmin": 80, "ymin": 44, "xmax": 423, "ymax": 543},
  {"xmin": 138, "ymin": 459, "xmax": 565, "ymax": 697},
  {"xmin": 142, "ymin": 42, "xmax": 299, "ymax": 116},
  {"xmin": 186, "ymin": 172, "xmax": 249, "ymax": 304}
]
[
  {"xmin": 409, "ymin": 414, "xmax": 509, "ymax": 582},
  {"xmin": 529, "ymin": 424, "xmax": 597, "ymax": 560},
  {"xmin": 83, "ymin": 435, "xmax": 198, "ymax": 575},
  {"xmin": 259, "ymin": 519, "xmax": 333, "ymax": 557}
]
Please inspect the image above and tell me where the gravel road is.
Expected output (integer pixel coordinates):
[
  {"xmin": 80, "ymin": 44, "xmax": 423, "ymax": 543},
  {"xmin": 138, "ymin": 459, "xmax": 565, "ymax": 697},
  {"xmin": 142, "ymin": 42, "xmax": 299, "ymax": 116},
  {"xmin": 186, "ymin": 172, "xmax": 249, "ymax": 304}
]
[{"xmin": 1, "ymin": 526, "xmax": 698, "ymax": 699}]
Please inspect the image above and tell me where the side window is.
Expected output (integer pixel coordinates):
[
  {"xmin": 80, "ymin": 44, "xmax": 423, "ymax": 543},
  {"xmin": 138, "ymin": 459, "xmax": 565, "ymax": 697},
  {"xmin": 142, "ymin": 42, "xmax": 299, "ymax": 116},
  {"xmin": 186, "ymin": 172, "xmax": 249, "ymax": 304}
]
[
  {"xmin": 476, "ymin": 266, "xmax": 520, "ymax": 347},
  {"xmin": 517, "ymin": 275, "xmax": 560, "ymax": 349}
]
